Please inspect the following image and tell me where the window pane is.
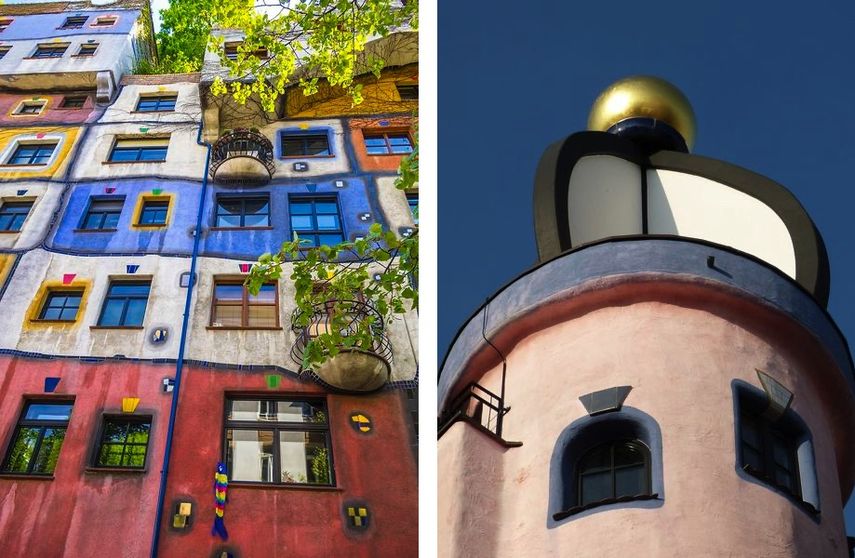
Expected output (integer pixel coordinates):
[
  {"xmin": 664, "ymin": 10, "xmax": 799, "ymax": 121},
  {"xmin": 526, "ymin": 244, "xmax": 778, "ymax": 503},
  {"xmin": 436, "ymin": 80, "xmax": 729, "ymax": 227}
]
[
  {"xmin": 226, "ymin": 429, "xmax": 274, "ymax": 482},
  {"xmin": 140, "ymin": 148, "xmax": 167, "ymax": 161},
  {"xmin": 741, "ymin": 417, "xmax": 762, "ymax": 450},
  {"xmin": 614, "ymin": 442, "xmax": 646, "ymax": 467},
  {"xmin": 742, "ymin": 444, "xmax": 764, "ymax": 471},
  {"xmin": 289, "ymin": 202, "xmax": 312, "ymax": 215},
  {"xmin": 243, "ymin": 199, "xmax": 269, "ymax": 215},
  {"xmin": 31, "ymin": 428, "xmax": 66, "ymax": 474},
  {"xmin": 580, "ymin": 470, "xmax": 611, "ymax": 505},
  {"xmin": 277, "ymin": 401, "xmax": 327, "ymax": 423},
  {"xmin": 102, "ymin": 212, "xmax": 120, "ymax": 229},
  {"xmin": 248, "ymin": 284, "xmax": 276, "ymax": 303},
  {"xmin": 579, "ymin": 444, "xmax": 611, "ymax": 473},
  {"xmin": 213, "ymin": 304, "xmax": 242, "ymax": 327},
  {"xmin": 58, "ymin": 307, "xmax": 78, "ymax": 321},
  {"xmin": 218, "ymin": 199, "xmax": 243, "ymax": 215},
  {"xmin": 316, "ymin": 215, "xmax": 339, "ymax": 230},
  {"xmin": 124, "ymin": 298, "xmax": 149, "ymax": 326},
  {"xmin": 97, "ymin": 443, "xmax": 125, "ymax": 466},
  {"xmin": 216, "ymin": 214, "xmax": 241, "ymax": 228},
  {"xmin": 109, "ymin": 149, "xmax": 139, "ymax": 162},
  {"xmin": 99, "ymin": 299, "xmax": 125, "ymax": 326},
  {"xmin": 305, "ymin": 138, "xmax": 330, "ymax": 156},
  {"xmin": 243, "ymin": 213, "xmax": 269, "ymax": 227},
  {"xmin": 228, "ymin": 400, "xmax": 278, "ymax": 421},
  {"xmin": 247, "ymin": 305, "xmax": 277, "ymax": 327},
  {"xmin": 123, "ymin": 445, "xmax": 147, "ymax": 467},
  {"xmin": 772, "ymin": 437, "xmax": 793, "ymax": 470},
  {"xmin": 109, "ymin": 283, "xmax": 150, "ymax": 296},
  {"xmin": 280, "ymin": 431, "xmax": 331, "ymax": 484},
  {"xmin": 291, "ymin": 215, "xmax": 312, "ymax": 230},
  {"xmin": 3, "ymin": 427, "xmax": 40, "ymax": 472},
  {"xmin": 315, "ymin": 202, "xmax": 338, "ymax": 214},
  {"xmin": 102, "ymin": 420, "xmax": 127, "ymax": 443},
  {"xmin": 615, "ymin": 464, "xmax": 646, "ymax": 496},
  {"xmin": 25, "ymin": 403, "xmax": 72, "ymax": 421},
  {"xmin": 42, "ymin": 307, "xmax": 62, "ymax": 320},
  {"xmin": 317, "ymin": 234, "xmax": 343, "ymax": 246},
  {"xmin": 215, "ymin": 284, "xmax": 243, "ymax": 301}
]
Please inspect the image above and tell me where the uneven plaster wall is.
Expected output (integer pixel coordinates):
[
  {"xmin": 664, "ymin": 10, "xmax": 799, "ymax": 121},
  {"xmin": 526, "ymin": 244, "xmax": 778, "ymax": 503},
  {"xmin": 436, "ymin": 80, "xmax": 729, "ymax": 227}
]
[
  {"xmin": 439, "ymin": 296, "xmax": 854, "ymax": 558},
  {"xmin": 0, "ymin": 249, "xmax": 189, "ymax": 359},
  {"xmin": 0, "ymin": 34, "xmax": 138, "ymax": 82},
  {"xmin": 100, "ymin": 81, "xmax": 202, "ymax": 124},
  {"xmin": 0, "ymin": 92, "xmax": 97, "ymax": 125},
  {"xmin": 0, "ymin": 181, "xmax": 63, "ymax": 250},
  {"xmin": 0, "ymin": 355, "xmax": 172, "ymax": 558},
  {"xmin": 0, "ymin": 10, "xmax": 139, "ymax": 41},
  {"xmin": 349, "ymin": 115, "xmax": 415, "ymax": 173},
  {"xmin": 0, "ymin": 126, "xmax": 82, "ymax": 180},
  {"xmin": 69, "ymin": 121, "xmax": 206, "ymax": 181},
  {"xmin": 375, "ymin": 175, "xmax": 416, "ymax": 233},
  {"xmin": 262, "ymin": 118, "xmax": 353, "ymax": 178}
]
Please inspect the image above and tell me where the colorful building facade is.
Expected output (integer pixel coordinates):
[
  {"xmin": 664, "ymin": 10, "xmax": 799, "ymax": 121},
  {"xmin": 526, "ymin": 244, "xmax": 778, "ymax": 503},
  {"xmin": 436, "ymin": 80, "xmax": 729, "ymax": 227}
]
[
  {"xmin": 438, "ymin": 77, "xmax": 855, "ymax": 557},
  {"xmin": 0, "ymin": 3, "xmax": 418, "ymax": 557}
]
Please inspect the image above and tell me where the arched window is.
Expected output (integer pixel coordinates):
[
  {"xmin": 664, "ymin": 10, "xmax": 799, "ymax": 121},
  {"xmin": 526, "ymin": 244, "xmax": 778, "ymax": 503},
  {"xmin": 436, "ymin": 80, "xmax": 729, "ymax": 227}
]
[{"xmin": 577, "ymin": 440, "xmax": 650, "ymax": 506}]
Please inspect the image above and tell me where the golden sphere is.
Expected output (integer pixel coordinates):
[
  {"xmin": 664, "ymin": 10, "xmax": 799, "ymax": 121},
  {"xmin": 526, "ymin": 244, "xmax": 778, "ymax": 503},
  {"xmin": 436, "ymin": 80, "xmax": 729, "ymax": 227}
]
[{"xmin": 587, "ymin": 75, "xmax": 696, "ymax": 150}]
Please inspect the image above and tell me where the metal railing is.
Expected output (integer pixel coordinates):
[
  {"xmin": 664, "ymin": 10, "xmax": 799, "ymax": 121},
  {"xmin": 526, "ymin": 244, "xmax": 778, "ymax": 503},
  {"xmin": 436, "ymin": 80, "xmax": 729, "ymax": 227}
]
[
  {"xmin": 290, "ymin": 299, "xmax": 393, "ymax": 369},
  {"xmin": 209, "ymin": 128, "xmax": 276, "ymax": 185},
  {"xmin": 439, "ymin": 382, "xmax": 509, "ymax": 440}
]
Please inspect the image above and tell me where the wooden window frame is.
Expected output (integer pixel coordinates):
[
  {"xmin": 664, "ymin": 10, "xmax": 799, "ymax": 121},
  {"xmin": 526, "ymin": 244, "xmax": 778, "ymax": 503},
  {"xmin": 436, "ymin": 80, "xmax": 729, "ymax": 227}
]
[
  {"xmin": 222, "ymin": 397, "xmax": 334, "ymax": 486},
  {"xmin": 209, "ymin": 278, "xmax": 280, "ymax": 330}
]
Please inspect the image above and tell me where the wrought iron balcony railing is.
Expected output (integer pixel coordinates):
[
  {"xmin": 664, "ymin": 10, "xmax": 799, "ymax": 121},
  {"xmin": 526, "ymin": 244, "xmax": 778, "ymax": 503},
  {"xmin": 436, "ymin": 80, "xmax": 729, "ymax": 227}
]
[
  {"xmin": 291, "ymin": 299, "xmax": 393, "ymax": 393},
  {"xmin": 438, "ymin": 382, "xmax": 521, "ymax": 447},
  {"xmin": 209, "ymin": 129, "xmax": 276, "ymax": 185}
]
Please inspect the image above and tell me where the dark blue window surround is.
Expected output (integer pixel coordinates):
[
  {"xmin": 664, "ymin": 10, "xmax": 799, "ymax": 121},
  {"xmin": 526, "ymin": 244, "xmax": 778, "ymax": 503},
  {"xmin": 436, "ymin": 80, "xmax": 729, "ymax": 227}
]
[
  {"xmin": 97, "ymin": 281, "xmax": 151, "ymax": 327},
  {"xmin": 8, "ymin": 144, "xmax": 57, "ymax": 165},
  {"xmin": 280, "ymin": 131, "xmax": 331, "ymax": 157},
  {"xmin": 136, "ymin": 95, "xmax": 177, "ymax": 112},
  {"xmin": 0, "ymin": 201, "xmax": 33, "ymax": 231},
  {"xmin": 289, "ymin": 196, "xmax": 344, "ymax": 247},
  {"xmin": 108, "ymin": 139, "xmax": 168, "ymax": 162}
]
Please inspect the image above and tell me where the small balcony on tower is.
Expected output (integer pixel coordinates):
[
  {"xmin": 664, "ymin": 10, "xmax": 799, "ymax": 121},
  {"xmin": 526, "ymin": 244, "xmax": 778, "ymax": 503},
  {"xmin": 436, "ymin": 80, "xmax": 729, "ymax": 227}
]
[
  {"xmin": 290, "ymin": 299, "xmax": 393, "ymax": 393},
  {"xmin": 209, "ymin": 128, "xmax": 276, "ymax": 186}
]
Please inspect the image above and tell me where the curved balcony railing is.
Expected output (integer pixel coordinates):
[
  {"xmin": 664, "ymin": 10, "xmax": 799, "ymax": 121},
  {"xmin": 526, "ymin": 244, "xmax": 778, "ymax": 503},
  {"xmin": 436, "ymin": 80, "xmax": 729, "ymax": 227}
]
[
  {"xmin": 291, "ymin": 299, "xmax": 393, "ymax": 393},
  {"xmin": 209, "ymin": 129, "xmax": 276, "ymax": 185}
]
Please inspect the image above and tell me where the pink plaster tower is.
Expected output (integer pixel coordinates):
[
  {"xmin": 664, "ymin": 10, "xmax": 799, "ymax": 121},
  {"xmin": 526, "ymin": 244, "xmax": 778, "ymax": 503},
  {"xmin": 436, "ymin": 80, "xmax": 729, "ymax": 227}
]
[{"xmin": 438, "ymin": 76, "xmax": 855, "ymax": 557}]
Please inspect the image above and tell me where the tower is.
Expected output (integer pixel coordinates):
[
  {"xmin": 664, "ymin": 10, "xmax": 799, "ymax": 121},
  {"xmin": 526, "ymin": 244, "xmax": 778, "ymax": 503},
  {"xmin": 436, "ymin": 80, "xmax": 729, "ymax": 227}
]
[{"xmin": 438, "ymin": 76, "xmax": 855, "ymax": 557}]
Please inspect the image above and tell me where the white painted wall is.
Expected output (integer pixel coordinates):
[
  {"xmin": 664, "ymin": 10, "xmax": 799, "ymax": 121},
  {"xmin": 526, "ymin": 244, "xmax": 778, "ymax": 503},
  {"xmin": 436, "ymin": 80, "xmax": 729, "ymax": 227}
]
[
  {"xmin": 0, "ymin": 181, "xmax": 62, "ymax": 250},
  {"xmin": 647, "ymin": 169, "xmax": 797, "ymax": 278},
  {"xmin": 375, "ymin": 175, "xmax": 416, "ymax": 232},
  {"xmin": 258, "ymin": 118, "xmax": 353, "ymax": 178},
  {"xmin": 0, "ymin": 34, "xmax": 136, "ymax": 80},
  {"xmin": 100, "ymin": 81, "xmax": 202, "ymax": 124},
  {"xmin": 568, "ymin": 155, "xmax": 643, "ymax": 247}
]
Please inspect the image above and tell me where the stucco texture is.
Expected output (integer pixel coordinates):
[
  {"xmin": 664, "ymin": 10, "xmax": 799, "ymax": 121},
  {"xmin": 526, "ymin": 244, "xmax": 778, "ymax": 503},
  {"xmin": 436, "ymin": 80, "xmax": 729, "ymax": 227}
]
[
  {"xmin": 439, "ymin": 286, "xmax": 855, "ymax": 557},
  {"xmin": 0, "ymin": 181, "xmax": 62, "ymax": 250},
  {"xmin": 0, "ymin": 126, "xmax": 81, "ymax": 180}
]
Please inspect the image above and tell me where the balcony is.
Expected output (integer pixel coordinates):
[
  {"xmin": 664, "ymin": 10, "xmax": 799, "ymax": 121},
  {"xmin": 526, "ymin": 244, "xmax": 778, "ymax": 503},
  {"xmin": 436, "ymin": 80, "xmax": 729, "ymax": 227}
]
[
  {"xmin": 438, "ymin": 382, "xmax": 521, "ymax": 447},
  {"xmin": 290, "ymin": 300, "xmax": 393, "ymax": 393},
  {"xmin": 209, "ymin": 129, "xmax": 276, "ymax": 185}
]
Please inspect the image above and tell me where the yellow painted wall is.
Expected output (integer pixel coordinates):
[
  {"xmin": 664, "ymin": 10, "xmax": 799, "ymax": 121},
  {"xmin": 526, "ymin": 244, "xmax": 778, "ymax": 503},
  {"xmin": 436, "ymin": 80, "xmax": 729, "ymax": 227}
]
[
  {"xmin": 0, "ymin": 125, "xmax": 81, "ymax": 179},
  {"xmin": 0, "ymin": 253, "xmax": 15, "ymax": 290},
  {"xmin": 287, "ymin": 65, "xmax": 418, "ymax": 118}
]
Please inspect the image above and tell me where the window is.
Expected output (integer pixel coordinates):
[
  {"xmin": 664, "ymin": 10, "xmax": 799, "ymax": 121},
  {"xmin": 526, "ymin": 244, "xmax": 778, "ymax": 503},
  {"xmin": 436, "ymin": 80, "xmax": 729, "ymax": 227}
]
[
  {"xmin": 136, "ymin": 95, "xmax": 177, "ymax": 112},
  {"xmin": 0, "ymin": 18, "xmax": 12, "ymax": 32},
  {"xmin": 215, "ymin": 196, "xmax": 269, "ymax": 228},
  {"xmin": 0, "ymin": 201, "xmax": 33, "ymax": 231},
  {"xmin": 60, "ymin": 16, "xmax": 88, "ymax": 29},
  {"xmin": 739, "ymin": 411, "xmax": 800, "ymax": 496},
  {"xmin": 280, "ymin": 132, "xmax": 331, "ymax": 158},
  {"xmin": 59, "ymin": 95, "xmax": 87, "ymax": 109},
  {"xmin": 0, "ymin": 46, "xmax": 10, "ymax": 59},
  {"xmin": 97, "ymin": 280, "xmax": 151, "ymax": 327},
  {"xmin": 396, "ymin": 84, "xmax": 419, "ymax": 100},
  {"xmin": 92, "ymin": 16, "xmax": 117, "ymax": 27},
  {"xmin": 137, "ymin": 199, "xmax": 169, "ymax": 226},
  {"xmin": 407, "ymin": 192, "xmax": 418, "ymax": 224},
  {"xmin": 224, "ymin": 398, "xmax": 333, "ymax": 485},
  {"xmin": 93, "ymin": 416, "xmax": 151, "ymax": 469},
  {"xmin": 211, "ymin": 280, "xmax": 278, "ymax": 328},
  {"xmin": 76, "ymin": 43, "xmax": 98, "ymax": 56},
  {"xmin": 577, "ymin": 440, "xmax": 650, "ymax": 506},
  {"xmin": 363, "ymin": 130, "xmax": 414, "ymax": 155},
  {"xmin": 223, "ymin": 42, "xmax": 268, "ymax": 61},
  {"xmin": 289, "ymin": 196, "xmax": 343, "ymax": 247},
  {"xmin": 7, "ymin": 143, "xmax": 57, "ymax": 166},
  {"xmin": 37, "ymin": 290, "xmax": 83, "ymax": 321},
  {"xmin": 32, "ymin": 43, "xmax": 69, "ymax": 58},
  {"xmin": 16, "ymin": 101, "xmax": 45, "ymax": 115},
  {"xmin": 81, "ymin": 197, "xmax": 124, "ymax": 230},
  {"xmin": 1, "ymin": 401, "xmax": 73, "ymax": 475},
  {"xmin": 108, "ymin": 137, "xmax": 169, "ymax": 162}
]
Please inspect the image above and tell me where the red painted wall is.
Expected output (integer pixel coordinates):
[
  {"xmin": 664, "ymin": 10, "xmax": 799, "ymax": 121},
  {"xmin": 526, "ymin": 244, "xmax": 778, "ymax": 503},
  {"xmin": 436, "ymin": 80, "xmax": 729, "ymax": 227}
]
[
  {"xmin": 157, "ymin": 365, "xmax": 418, "ymax": 557},
  {"xmin": 0, "ymin": 356, "xmax": 172, "ymax": 558},
  {"xmin": 0, "ymin": 93, "xmax": 96, "ymax": 125}
]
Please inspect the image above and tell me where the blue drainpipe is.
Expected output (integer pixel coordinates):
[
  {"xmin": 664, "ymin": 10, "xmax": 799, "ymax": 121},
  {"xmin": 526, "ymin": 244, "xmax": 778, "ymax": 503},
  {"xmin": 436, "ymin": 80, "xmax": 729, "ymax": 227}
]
[{"xmin": 149, "ymin": 119, "xmax": 212, "ymax": 558}]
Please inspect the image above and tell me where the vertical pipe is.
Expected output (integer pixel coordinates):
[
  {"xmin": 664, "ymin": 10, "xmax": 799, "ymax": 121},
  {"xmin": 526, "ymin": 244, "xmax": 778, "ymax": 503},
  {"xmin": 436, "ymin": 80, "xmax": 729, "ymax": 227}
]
[{"xmin": 149, "ymin": 120, "xmax": 211, "ymax": 558}]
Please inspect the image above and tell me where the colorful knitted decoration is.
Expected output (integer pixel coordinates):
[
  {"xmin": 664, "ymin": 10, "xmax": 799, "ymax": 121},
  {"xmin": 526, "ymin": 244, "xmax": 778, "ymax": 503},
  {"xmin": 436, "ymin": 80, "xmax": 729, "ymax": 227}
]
[{"xmin": 212, "ymin": 462, "xmax": 229, "ymax": 541}]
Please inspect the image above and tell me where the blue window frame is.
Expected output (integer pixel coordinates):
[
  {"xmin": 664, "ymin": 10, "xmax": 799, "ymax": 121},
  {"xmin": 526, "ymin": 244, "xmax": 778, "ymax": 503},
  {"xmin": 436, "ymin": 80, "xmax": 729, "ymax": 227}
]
[
  {"xmin": 280, "ymin": 132, "xmax": 331, "ymax": 157},
  {"xmin": 32, "ymin": 44, "xmax": 68, "ymax": 58},
  {"xmin": 38, "ymin": 290, "xmax": 83, "ymax": 321},
  {"xmin": 8, "ymin": 143, "xmax": 57, "ymax": 165},
  {"xmin": 81, "ymin": 197, "xmax": 124, "ymax": 230},
  {"xmin": 108, "ymin": 138, "xmax": 169, "ymax": 162},
  {"xmin": 0, "ymin": 201, "xmax": 33, "ymax": 231},
  {"xmin": 289, "ymin": 196, "xmax": 344, "ymax": 247},
  {"xmin": 97, "ymin": 281, "xmax": 151, "ymax": 327},
  {"xmin": 138, "ymin": 200, "xmax": 169, "ymax": 225},
  {"xmin": 1, "ymin": 401, "xmax": 73, "ymax": 475},
  {"xmin": 363, "ymin": 130, "xmax": 413, "ymax": 155},
  {"xmin": 136, "ymin": 95, "xmax": 177, "ymax": 112}
]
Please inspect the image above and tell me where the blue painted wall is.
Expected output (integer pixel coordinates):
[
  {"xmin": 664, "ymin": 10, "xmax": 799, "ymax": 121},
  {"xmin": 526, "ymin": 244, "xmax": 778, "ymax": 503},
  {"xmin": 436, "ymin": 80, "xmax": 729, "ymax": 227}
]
[{"xmin": 0, "ymin": 10, "xmax": 140, "ymax": 40}]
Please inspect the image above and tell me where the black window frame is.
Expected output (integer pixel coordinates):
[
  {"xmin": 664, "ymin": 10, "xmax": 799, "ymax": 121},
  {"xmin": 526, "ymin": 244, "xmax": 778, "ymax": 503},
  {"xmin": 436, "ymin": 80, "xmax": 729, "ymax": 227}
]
[
  {"xmin": 59, "ymin": 16, "xmax": 88, "ymax": 29},
  {"xmin": 137, "ymin": 198, "xmax": 170, "ymax": 226},
  {"xmin": 1, "ymin": 399, "xmax": 74, "ymax": 476},
  {"xmin": 108, "ymin": 137, "xmax": 169, "ymax": 163},
  {"xmin": 92, "ymin": 415, "xmax": 152, "ymax": 470},
  {"xmin": 288, "ymin": 195, "xmax": 344, "ymax": 247},
  {"xmin": 739, "ymin": 410, "xmax": 801, "ymax": 498},
  {"xmin": 80, "ymin": 196, "xmax": 125, "ymax": 231},
  {"xmin": 214, "ymin": 194, "xmax": 271, "ymax": 229},
  {"xmin": 223, "ymin": 397, "xmax": 335, "ymax": 486},
  {"xmin": 36, "ymin": 289, "xmax": 84, "ymax": 322},
  {"xmin": 96, "ymin": 280, "xmax": 151, "ymax": 327},
  {"xmin": 0, "ymin": 200, "xmax": 33, "ymax": 232},
  {"xmin": 280, "ymin": 131, "xmax": 332, "ymax": 158},
  {"xmin": 576, "ymin": 439, "xmax": 651, "ymax": 507},
  {"xmin": 59, "ymin": 95, "xmax": 87, "ymax": 109},
  {"xmin": 32, "ymin": 43, "xmax": 69, "ymax": 59},
  {"xmin": 6, "ymin": 143, "xmax": 58, "ymax": 166},
  {"xmin": 135, "ymin": 95, "xmax": 178, "ymax": 113}
]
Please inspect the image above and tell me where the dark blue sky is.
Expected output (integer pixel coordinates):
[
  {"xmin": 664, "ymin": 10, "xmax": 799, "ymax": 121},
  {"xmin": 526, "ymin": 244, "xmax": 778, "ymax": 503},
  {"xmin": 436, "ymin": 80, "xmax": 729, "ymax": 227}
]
[{"xmin": 439, "ymin": 0, "xmax": 855, "ymax": 530}]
